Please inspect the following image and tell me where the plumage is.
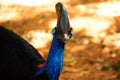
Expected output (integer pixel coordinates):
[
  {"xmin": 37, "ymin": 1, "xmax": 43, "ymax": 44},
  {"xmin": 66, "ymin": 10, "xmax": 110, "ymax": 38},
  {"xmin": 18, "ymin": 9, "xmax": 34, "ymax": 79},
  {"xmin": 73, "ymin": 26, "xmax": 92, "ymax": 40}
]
[
  {"xmin": 0, "ymin": 2, "xmax": 73, "ymax": 80},
  {"xmin": 0, "ymin": 26, "xmax": 46, "ymax": 79}
]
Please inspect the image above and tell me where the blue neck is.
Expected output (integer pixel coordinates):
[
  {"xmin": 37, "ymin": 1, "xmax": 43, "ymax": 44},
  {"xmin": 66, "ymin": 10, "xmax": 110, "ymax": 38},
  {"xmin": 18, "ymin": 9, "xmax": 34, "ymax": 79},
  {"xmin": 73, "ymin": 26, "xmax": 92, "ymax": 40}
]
[{"xmin": 34, "ymin": 35, "xmax": 65, "ymax": 80}]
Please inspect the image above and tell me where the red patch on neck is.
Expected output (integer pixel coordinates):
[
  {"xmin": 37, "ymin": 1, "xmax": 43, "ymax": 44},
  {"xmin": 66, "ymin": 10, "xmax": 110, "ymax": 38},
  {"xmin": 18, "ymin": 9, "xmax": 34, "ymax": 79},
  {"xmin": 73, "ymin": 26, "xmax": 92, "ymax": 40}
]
[{"xmin": 37, "ymin": 63, "xmax": 45, "ymax": 69}]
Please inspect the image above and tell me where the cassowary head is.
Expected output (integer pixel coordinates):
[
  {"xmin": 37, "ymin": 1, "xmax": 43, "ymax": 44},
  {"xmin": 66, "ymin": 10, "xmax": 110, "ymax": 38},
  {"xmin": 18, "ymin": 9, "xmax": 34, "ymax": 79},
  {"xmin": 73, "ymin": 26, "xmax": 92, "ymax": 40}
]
[{"xmin": 52, "ymin": 2, "xmax": 73, "ymax": 43}]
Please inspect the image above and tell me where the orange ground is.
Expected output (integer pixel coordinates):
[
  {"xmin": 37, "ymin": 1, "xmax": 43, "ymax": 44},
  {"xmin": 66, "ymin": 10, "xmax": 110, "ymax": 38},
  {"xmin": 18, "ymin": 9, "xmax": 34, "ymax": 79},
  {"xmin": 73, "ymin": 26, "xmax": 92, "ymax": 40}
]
[{"xmin": 0, "ymin": 0, "xmax": 120, "ymax": 80}]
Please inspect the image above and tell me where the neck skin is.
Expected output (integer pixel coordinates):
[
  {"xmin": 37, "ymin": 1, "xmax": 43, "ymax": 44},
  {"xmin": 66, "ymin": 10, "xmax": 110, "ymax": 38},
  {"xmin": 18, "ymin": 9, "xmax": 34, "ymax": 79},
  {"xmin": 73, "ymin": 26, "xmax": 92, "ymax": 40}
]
[{"xmin": 34, "ymin": 35, "xmax": 65, "ymax": 80}]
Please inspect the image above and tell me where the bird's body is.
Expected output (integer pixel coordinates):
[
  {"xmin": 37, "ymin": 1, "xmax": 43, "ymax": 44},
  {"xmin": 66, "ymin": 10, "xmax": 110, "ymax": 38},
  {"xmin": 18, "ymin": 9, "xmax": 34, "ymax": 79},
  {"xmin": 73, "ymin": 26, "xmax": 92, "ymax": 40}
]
[
  {"xmin": 0, "ymin": 2, "xmax": 73, "ymax": 80},
  {"xmin": 0, "ymin": 26, "xmax": 46, "ymax": 79}
]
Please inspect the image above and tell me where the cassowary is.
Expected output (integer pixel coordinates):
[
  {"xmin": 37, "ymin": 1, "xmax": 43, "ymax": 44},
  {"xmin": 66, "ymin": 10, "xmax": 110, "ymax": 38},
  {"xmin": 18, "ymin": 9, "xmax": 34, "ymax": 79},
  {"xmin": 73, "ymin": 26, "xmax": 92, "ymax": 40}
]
[{"xmin": 0, "ymin": 2, "xmax": 73, "ymax": 80}]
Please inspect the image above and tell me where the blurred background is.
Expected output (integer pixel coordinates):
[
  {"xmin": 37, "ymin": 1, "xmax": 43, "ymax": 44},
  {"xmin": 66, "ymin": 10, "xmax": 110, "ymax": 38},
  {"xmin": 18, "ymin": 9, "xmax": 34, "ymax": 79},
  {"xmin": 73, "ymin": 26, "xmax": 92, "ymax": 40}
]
[{"xmin": 0, "ymin": 0, "xmax": 120, "ymax": 80}]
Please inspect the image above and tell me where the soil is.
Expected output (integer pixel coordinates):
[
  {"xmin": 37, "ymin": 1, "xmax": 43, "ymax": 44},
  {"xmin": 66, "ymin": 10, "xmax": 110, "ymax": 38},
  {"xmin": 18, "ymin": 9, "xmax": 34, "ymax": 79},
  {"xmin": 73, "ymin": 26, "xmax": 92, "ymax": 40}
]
[{"xmin": 0, "ymin": 0, "xmax": 120, "ymax": 80}]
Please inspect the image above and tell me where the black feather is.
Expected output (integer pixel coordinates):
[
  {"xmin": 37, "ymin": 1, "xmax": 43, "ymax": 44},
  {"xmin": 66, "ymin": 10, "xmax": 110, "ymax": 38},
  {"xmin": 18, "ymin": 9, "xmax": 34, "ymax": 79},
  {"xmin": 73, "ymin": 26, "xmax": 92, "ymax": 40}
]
[{"xmin": 0, "ymin": 26, "xmax": 47, "ymax": 79}]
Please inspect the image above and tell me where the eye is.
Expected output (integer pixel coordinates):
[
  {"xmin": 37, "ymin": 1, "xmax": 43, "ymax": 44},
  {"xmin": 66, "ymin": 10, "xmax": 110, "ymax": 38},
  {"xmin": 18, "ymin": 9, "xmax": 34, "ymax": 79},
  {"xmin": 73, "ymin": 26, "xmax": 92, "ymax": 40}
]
[
  {"xmin": 68, "ymin": 28, "xmax": 73, "ymax": 37},
  {"xmin": 69, "ymin": 28, "xmax": 72, "ymax": 33},
  {"xmin": 52, "ymin": 27, "xmax": 57, "ymax": 35}
]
